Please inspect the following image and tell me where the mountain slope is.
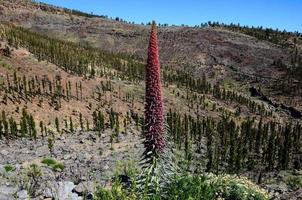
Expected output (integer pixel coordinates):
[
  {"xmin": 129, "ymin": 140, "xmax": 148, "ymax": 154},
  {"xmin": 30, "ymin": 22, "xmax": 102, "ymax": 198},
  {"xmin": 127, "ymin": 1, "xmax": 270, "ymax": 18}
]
[
  {"xmin": 1, "ymin": 0, "xmax": 301, "ymax": 111},
  {"xmin": 0, "ymin": 1, "xmax": 301, "ymax": 199}
]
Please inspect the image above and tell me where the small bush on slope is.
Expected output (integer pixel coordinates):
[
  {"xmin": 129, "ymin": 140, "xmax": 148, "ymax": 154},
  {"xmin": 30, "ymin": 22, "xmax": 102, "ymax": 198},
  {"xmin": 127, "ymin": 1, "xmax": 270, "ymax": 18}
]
[
  {"xmin": 166, "ymin": 174, "xmax": 270, "ymax": 200},
  {"xmin": 4, "ymin": 164, "xmax": 15, "ymax": 173},
  {"xmin": 41, "ymin": 157, "xmax": 65, "ymax": 172},
  {"xmin": 286, "ymin": 174, "xmax": 302, "ymax": 190},
  {"xmin": 41, "ymin": 157, "xmax": 57, "ymax": 166}
]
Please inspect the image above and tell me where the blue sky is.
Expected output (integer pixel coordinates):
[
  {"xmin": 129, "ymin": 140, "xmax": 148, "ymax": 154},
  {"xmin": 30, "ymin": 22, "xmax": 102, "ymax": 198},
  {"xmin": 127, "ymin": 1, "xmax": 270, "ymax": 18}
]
[{"xmin": 38, "ymin": 0, "xmax": 301, "ymax": 32}]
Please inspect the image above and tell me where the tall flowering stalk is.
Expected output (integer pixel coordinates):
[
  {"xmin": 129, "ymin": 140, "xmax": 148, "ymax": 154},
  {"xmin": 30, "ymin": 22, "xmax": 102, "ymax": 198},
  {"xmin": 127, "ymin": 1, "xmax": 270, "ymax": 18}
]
[
  {"xmin": 143, "ymin": 21, "xmax": 165, "ymax": 160},
  {"xmin": 138, "ymin": 21, "xmax": 176, "ymax": 198}
]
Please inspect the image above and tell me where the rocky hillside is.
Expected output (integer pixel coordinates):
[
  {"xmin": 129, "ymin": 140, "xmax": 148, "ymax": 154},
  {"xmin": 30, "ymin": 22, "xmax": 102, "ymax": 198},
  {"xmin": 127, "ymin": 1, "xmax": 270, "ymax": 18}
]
[
  {"xmin": 1, "ymin": 0, "xmax": 302, "ymax": 110},
  {"xmin": 0, "ymin": 1, "xmax": 301, "ymax": 199}
]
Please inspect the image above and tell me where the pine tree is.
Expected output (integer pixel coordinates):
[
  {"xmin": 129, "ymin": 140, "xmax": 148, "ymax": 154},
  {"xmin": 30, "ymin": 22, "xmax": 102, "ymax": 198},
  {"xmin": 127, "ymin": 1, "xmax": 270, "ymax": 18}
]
[
  {"xmin": 266, "ymin": 123, "xmax": 276, "ymax": 170},
  {"xmin": 20, "ymin": 115, "xmax": 28, "ymax": 137},
  {"xmin": 9, "ymin": 117, "xmax": 17, "ymax": 137},
  {"xmin": 123, "ymin": 117, "xmax": 128, "ymax": 134},
  {"xmin": 39, "ymin": 121, "xmax": 44, "ymax": 137},
  {"xmin": 55, "ymin": 117, "xmax": 60, "ymax": 133},
  {"xmin": 29, "ymin": 115, "xmax": 37, "ymax": 140},
  {"xmin": 206, "ymin": 120, "xmax": 214, "ymax": 171},
  {"xmin": 92, "ymin": 111, "xmax": 98, "ymax": 130},
  {"xmin": 109, "ymin": 108, "xmax": 115, "ymax": 129},
  {"xmin": 280, "ymin": 124, "xmax": 292, "ymax": 170},
  {"xmin": 228, "ymin": 120, "xmax": 237, "ymax": 172},
  {"xmin": 76, "ymin": 82, "xmax": 79, "ymax": 100},
  {"xmin": 79, "ymin": 113, "xmax": 84, "ymax": 131},
  {"xmin": 255, "ymin": 118, "xmax": 263, "ymax": 154},
  {"xmin": 86, "ymin": 118, "xmax": 90, "ymax": 131},
  {"xmin": 98, "ymin": 111, "xmax": 104, "ymax": 132},
  {"xmin": 79, "ymin": 81, "xmax": 83, "ymax": 101},
  {"xmin": 0, "ymin": 120, "xmax": 3, "ymax": 139},
  {"xmin": 115, "ymin": 114, "xmax": 120, "ymax": 142},
  {"xmin": 69, "ymin": 116, "xmax": 74, "ymax": 133}
]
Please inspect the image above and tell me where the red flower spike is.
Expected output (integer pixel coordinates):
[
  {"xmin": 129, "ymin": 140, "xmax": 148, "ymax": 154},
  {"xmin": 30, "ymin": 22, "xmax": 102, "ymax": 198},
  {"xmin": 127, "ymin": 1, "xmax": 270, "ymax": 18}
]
[{"xmin": 144, "ymin": 21, "xmax": 165, "ymax": 156}]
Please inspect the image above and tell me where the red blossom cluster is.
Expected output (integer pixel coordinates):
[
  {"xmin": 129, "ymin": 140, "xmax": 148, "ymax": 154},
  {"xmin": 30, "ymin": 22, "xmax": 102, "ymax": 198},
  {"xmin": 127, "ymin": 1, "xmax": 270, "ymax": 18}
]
[{"xmin": 144, "ymin": 22, "xmax": 165, "ymax": 156}]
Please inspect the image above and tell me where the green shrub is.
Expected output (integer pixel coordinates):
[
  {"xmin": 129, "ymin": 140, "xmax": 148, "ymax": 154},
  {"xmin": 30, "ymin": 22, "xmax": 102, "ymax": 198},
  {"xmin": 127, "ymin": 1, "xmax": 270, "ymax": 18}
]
[
  {"xmin": 41, "ymin": 157, "xmax": 64, "ymax": 172},
  {"xmin": 94, "ymin": 173, "xmax": 270, "ymax": 200},
  {"xmin": 4, "ymin": 164, "xmax": 15, "ymax": 173},
  {"xmin": 41, "ymin": 158, "xmax": 57, "ymax": 166},
  {"xmin": 94, "ymin": 187, "xmax": 113, "ymax": 200},
  {"xmin": 166, "ymin": 174, "xmax": 269, "ymax": 200},
  {"xmin": 166, "ymin": 175, "xmax": 215, "ymax": 200},
  {"xmin": 286, "ymin": 175, "xmax": 302, "ymax": 190},
  {"xmin": 206, "ymin": 174, "xmax": 270, "ymax": 200},
  {"xmin": 52, "ymin": 163, "xmax": 65, "ymax": 172}
]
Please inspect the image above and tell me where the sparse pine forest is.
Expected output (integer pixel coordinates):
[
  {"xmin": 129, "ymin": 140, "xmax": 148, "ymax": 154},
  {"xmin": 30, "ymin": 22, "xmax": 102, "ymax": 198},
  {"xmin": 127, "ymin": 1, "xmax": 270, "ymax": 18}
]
[
  {"xmin": 1, "ymin": 22, "xmax": 300, "ymax": 173},
  {"xmin": 0, "ymin": 1, "xmax": 301, "ymax": 199}
]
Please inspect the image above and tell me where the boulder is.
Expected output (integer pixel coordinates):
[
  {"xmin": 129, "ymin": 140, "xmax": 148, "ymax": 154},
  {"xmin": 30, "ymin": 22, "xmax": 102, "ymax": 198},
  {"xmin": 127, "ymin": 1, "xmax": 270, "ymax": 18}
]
[
  {"xmin": 266, "ymin": 182, "xmax": 289, "ymax": 194},
  {"xmin": 280, "ymin": 188, "xmax": 302, "ymax": 200},
  {"xmin": 44, "ymin": 181, "xmax": 82, "ymax": 200},
  {"xmin": 0, "ymin": 185, "xmax": 18, "ymax": 200},
  {"xmin": 0, "ymin": 150, "xmax": 9, "ymax": 156},
  {"xmin": 72, "ymin": 181, "xmax": 95, "ymax": 195},
  {"xmin": 17, "ymin": 190, "xmax": 28, "ymax": 200}
]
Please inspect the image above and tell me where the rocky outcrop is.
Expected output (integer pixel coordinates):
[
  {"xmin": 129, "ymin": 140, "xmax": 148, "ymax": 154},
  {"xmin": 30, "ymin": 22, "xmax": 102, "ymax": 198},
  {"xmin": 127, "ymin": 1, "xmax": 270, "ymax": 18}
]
[
  {"xmin": 0, "ymin": 185, "xmax": 18, "ymax": 200},
  {"xmin": 280, "ymin": 188, "xmax": 302, "ymax": 200},
  {"xmin": 250, "ymin": 87, "xmax": 302, "ymax": 119},
  {"xmin": 0, "ymin": 182, "xmax": 88, "ymax": 200},
  {"xmin": 0, "ymin": 131, "xmax": 141, "ymax": 199},
  {"xmin": 72, "ymin": 181, "xmax": 95, "ymax": 197},
  {"xmin": 280, "ymin": 104, "xmax": 302, "ymax": 119},
  {"xmin": 249, "ymin": 87, "xmax": 278, "ymax": 107}
]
